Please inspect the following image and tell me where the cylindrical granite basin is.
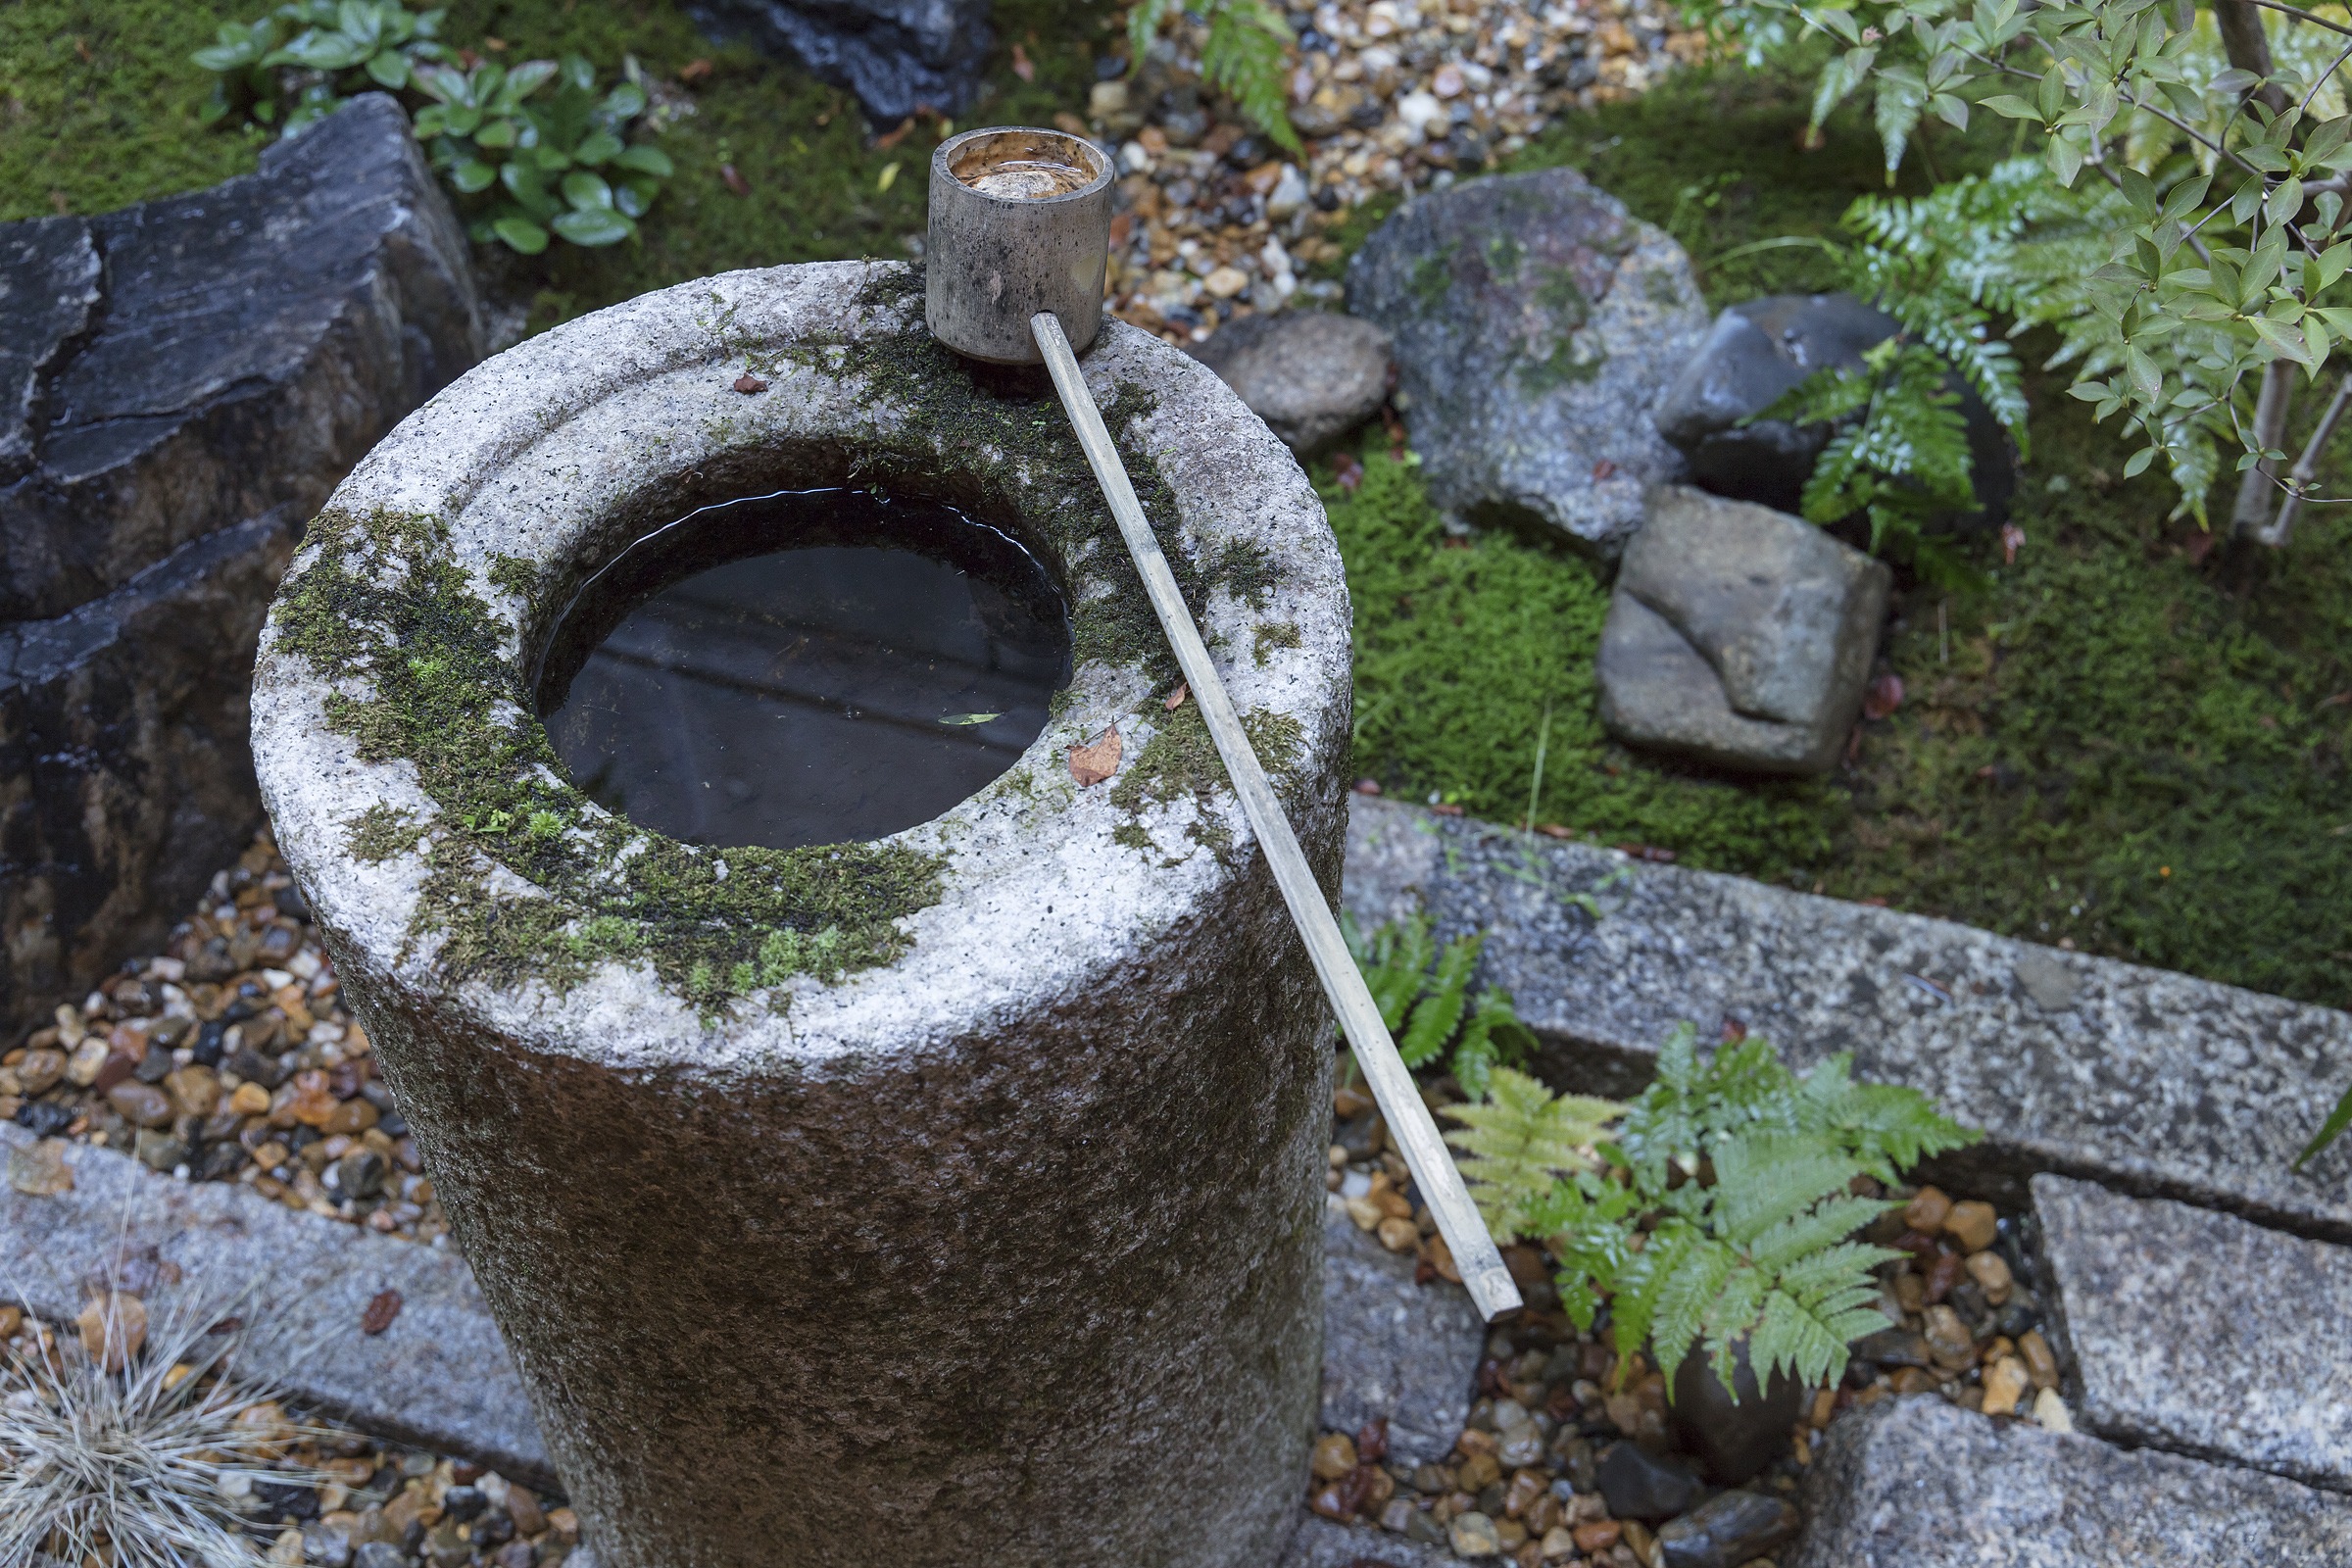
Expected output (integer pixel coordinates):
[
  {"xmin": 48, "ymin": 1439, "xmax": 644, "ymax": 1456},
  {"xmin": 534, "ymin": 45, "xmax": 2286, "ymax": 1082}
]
[{"xmin": 249, "ymin": 261, "xmax": 1350, "ymax": 1568}]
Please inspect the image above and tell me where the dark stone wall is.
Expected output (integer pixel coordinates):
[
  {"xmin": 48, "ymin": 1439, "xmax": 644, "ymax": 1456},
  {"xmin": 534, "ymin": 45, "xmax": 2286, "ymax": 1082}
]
[{"xmin": 0, "ymin": 95, "xmax": 483, "ymax": 1034}]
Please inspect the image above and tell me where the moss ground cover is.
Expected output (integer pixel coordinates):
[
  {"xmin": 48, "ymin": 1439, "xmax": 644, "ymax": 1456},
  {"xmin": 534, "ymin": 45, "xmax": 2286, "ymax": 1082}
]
[{"xmin": 6, "ymin": 7, "xmax": 2346, "ymax": 1007}]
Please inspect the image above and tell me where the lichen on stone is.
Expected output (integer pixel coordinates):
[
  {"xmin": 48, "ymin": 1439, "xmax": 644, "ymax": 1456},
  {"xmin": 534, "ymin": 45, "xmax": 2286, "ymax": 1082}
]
[
  {"xmin": 271, "ymin": 507, "xmax": 944, "ymax": 1013},
  {"xmin": 1108, "ymin": 702, "xmax": 1307, "ymax": 858},
  {"xmin": 1253, "ymin": 622, "xmax": 1303, "ymax": 666}
]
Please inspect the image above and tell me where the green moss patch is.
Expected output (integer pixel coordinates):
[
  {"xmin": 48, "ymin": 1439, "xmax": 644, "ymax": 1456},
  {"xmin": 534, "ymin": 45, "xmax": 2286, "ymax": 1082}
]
[{"xmin": 274, "ymin": 507, "xmax": 944, "ymax": 1014}]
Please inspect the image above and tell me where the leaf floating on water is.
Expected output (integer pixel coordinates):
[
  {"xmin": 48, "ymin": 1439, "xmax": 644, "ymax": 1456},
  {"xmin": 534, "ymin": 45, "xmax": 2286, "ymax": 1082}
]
[
  {"xmin": 937, "ymin": 712, "xmax": 1002, "ymax": 726},
  {"xmin": 1068, "ymin": 724, "xmax": 1122, "ymax": 786},
  {"xmin": 8, "ymin": 1138, "xmax": 73, "ymax": 1197}
]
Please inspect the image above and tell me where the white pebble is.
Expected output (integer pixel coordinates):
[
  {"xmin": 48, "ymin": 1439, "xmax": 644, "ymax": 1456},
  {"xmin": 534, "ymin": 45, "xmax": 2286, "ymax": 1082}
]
[{"xmin": 2033, "ymin": 1387, "xmax": 2074, "ymax": 1433}]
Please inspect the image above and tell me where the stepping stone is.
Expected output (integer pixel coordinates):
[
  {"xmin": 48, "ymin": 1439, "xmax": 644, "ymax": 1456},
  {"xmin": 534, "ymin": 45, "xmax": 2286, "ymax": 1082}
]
[
  {"xmin": 682, "ymin": 0, "xmax": 993, "ymax": 122},
  {"xmin": 0, "ymin": 1123, "xmax": 550, "ymax": 1488},
  {"xmin": 1319, "ymin": 1200, "xmax": 1485, "ymax": 1466},
  {"xmin": 1792, "ymin": 1395, "xmax": 2352, "ymax": 1566},
  {"xmin": 0, "ymin": 93, "xmax": 482, "ymax": 1036},
  {"xmin": 2034, "ymin": 1173, "xmax": 2352, "ymax": 1493},
  {"xmin": 1342, "ymin": 795, "xmax": 2352, "ymax": 1238},
  {"xmin": 1187, "ymin": 311, "xmax": 1394, "ymax": 455}
]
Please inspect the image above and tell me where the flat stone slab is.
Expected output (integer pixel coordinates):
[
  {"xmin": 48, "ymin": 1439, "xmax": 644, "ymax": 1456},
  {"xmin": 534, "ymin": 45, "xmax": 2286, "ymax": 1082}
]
[
  {"xmin": 1792, "ymin": 1395, "xmax": 2352, "ymax": 1566},
  {"xmin": 1319, "ymin": 1200, "xmax": 1483, "ymax": 1466},
  {"xmin": 0, "ymin": 1123, "xmax": 551, "ymax": 1489},
  {"xmin": 1342, "ymin": 795, "xmax": 2352, "ymax": 1239},
  {"xmin": 2034, "ymin": 1173, "xmax": 2352, "ymax": 1494},
  {"xmin": 1279, "ymin": 1513, "xmax": 1456, "ymax": 1568}
]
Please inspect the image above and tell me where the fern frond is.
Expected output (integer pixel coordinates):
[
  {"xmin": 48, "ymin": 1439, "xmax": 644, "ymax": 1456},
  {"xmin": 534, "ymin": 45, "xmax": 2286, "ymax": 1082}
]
[
  {"xmin": 1753, "ymin": 1284, "xmax": 1891, "ymax": 1392},
  {"xmin": 1200, "ymin": 0, "xmax": 1298, "ymax": 151},
  {"xmin": 1745, "ymin": 1194, "xmax": 1896, "ymax": 1272},
  {"xmin": 1707, "ymin": 1132, "xmax": 1868, "ymax": 1248},
  {"xmin": 1647, "ymin": 1228, "xmax": 1738, "ymax": 1393},
  {"xmin": 1400, "ymin": 931, "xmax": 1481, "ymax": 1067},
  {"xmin": 1444, "ymin": 1067, "xmax": 1621, "ymax": 1235},
  {"xmin": 1526, "ymin": 1171, "xmax": 1641, "ymax": 1333}
]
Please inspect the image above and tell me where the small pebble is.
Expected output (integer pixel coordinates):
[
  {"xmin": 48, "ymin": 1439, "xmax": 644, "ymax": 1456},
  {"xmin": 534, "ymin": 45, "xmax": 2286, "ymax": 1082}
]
[
  {"xmin": 1310, "ymin": 1432, "xmax": 1357, "ymax": 1480},
  {"xmin": 1448, "ymin": 1510, "xmax": 1501, "ymax": 1557},
  {"xmin": 2018, "ymin": 1329, "xmax": 2060, "ymax": 1391},
  {"xmin": 1942, "ymin": 1200, "xmax": 1998, "ymax": 1251}
]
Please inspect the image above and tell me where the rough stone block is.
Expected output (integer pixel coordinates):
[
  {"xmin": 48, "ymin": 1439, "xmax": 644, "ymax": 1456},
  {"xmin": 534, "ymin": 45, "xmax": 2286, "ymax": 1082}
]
[
  {"xmin": 1596, "ymin": 486, "xmax": 1888, "ymax": 775},
  {"xmin": 2034, "ymin": 1173, "xmax": 2352, "ymax": 1493},
  {"xmin": 1791, "ymin": 1395, "xmax": 2352, "ymax": 1566},
  {"xmin": 1346, "ymin": 167, "xmax": 1707, "ymax": 559},
  {"xmin": 0, "ymin": 93, "xmax": 481, "ymax": 622},
  {"xmin": 683, "ymin": 0, "xmax": 994, "ymax": 122},
  {"xmin": 1188, "ymin": 311, "xmax": 1394, "ymax": 454},
  {"xmin": 1319, "ymin": 1200, "xmax": 1484, "ymax": 1466},
  {"xmin": 0, "ymin": 511, "xmax": 300, "ymax": 1033},
  {"xmin": 0, "ymin": 1122, "xmax": 550, "ymax": 1487},
  {"xmin": 1341, "ymin": 796, "xmax": 2352, "ymax": 1239},
  {"xmin": 1652, "ymin": 292, "xmax": 2016, "ymax": 525},
  {"xmin": 254, "ymin": 262, "xmax": 1351, "ymax": 1568}
]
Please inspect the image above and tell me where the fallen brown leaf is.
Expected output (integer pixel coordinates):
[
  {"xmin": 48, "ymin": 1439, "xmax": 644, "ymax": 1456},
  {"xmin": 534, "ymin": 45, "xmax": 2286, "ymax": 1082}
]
[
  {"xmin": 1863, "ymin": 672, "xmax": 1905, "ymax": 720},
  {"xmin": 1068, "ymin": 725, "xmax": 1121, "ymax": 786},
  {"xmin": 78, "ymin": 1293, "xmax": 146, "ymax": 1370},
  {"xmin": 733, "ymin": 372, "xmax": 768, "ymax": 394},
  {"xmin": 875, "ymin": 117, "xmax": 916, "ymax": 149},
  {"xmin": 1333, "ymin": 454, "xmax": 1364, "ymax": 493},
  {"xmin": 719, "ymin": 163, "xmax": 750, "ymax": 196},
  {"xmin": 1011, "ymin": 42, "xmax": 1036, "ymax": 80},
  {"xmin": 2183, "ymin": 528, "xmax": 2218, "ymax": 564},
  {"xmin": 678, "ymin": 57, "xmax": 714, "ymax": 82},
  {"xmin": 1164, "ymin": 682, "xmax": 1188, "ymax": 711},
  {"xmin": 1999, "ymin": 521, "xmax": 2026, "ymax": 565},
  {"xmin": 361, "ymin": 1288, "xmax": 403, "ymax": 1337}
]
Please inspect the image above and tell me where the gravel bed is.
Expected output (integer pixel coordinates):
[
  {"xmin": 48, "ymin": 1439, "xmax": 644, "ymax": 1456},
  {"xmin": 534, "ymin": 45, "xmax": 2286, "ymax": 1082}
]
[
  {"xmin": 1320, "ymin": 1074, "xmax": 2074, "ymax": 1565},
  {"xmin": 2, "ymin": 830, "xmax": 449, "ymax": 1246},
  {"xmin": 1086, "ymin": 0, "xmax": 1707, "ymax": 342}
]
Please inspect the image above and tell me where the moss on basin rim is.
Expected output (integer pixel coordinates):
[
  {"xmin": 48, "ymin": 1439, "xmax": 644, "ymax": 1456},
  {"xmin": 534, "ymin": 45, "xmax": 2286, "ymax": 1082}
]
[{"xmin": 265, "ymin": 270, "xmax": 1301, "ymax": 1016}]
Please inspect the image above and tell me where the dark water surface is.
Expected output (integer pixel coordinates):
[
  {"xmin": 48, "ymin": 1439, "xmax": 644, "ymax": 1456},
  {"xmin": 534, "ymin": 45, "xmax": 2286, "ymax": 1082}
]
[{"xmin": 536, "ymin": 488, "xmax": 1068, "ymax": 851}]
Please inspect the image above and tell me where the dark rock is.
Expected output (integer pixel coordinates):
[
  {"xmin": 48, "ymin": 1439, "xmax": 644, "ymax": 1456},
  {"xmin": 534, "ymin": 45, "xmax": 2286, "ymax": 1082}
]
[
  {"xmin": 133, "ymin": 1041, "xmax": 173, "ymax": 1084},
  {"xmin": 253, "ymin": 1477, "xmax": 320, "ymax": 1521},
  {"xmin": 14, "ymin": 1099, "xmax": 74, "ymax": 1137},
  {"xmin": 353, "ymin": 1544, "xmax": 407, "ymax": 1568},
  {"xmin": 1594, "ymin": 1441, "xmax": 1705, "ymax": 1522},
  {"xmin": 334, "ymin": 1148, "xmax": 388, "ymax": 1200},
  {"xmin": 681, "ymin": 0, "xmax": 993, "ymax": 122},
  {"xmin": 1187, "ymin": 311, "xmax": 1394, "ymax": 454},
  {"xmin": 1657, "ymin": 1488, "xmax": 1799, "ymax": 1568},
  {"xmin": 1320, "ymin": 1202, "xmax": 1485, "ymax": 1465},
  {"xmin": 274, "ymin": 883, "xmax": 311, "ymax": 919},
  {"xmin": 1653, "ymin": 292, "xmax": 2015, "ymax": 526},
  {"xmin": 1668, "ymin": 1341, "xmax": 1808, "ymax": 1484},
  {"xmin": 1346, "ymin": 167, "xmax": 1707, "ymax": 559},
  {"xmin": 104, "ymin": 1080, "xmax": 172, "ymax": 1129},
  {"xmin": 1850, "ymin": 1328, "xmax": 1935, "ymax": 1369},
  {"xmin": 1595, "ymin": 486, "xmax": 1889, "ymax": 775},
  {"xmin": 191, "ymin": 1019, "xmax": 227, "ymax": 1067},
  {"xmin": 0, "ymin": 95, "xmax": 482, "ymax": 1038},
  {"xmin": 227, "ymin": 1041, "xmax": 292, "ymax": 1091},
  {"xmin": 1791, "ymin": 1394, "xmax": 2352, "ymax": 1567},
  {"xmin": 194, "ymin": 1139, "xmax": 249, "ymax": 1181}
]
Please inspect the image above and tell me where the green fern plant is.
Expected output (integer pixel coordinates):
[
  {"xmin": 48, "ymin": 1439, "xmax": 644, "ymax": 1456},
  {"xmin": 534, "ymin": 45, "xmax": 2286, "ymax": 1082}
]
[
  {"xmin": 1127, "ymin": 0, "xmax": 1300, "ymax": 151},
  {"xmin": 1344, "ymin": 911, "xmax": 1534, "ymax": 1099},
  {"xmin": 1449, "ymin": 1025, "xmax": 1979, "ymax": 1398}
]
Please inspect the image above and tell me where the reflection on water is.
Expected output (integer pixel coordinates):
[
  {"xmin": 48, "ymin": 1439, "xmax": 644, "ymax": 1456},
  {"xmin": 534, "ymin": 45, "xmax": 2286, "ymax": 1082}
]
[{"xmin": 536, "ymin": 488, "xmax": 1069, "ymax": 852}]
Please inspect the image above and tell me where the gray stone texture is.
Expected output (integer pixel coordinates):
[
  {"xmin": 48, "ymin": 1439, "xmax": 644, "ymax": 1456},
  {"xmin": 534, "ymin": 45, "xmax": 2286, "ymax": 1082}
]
[
  {"xmin": 253, "ymin": 262, "xmax": 1351, "ymax": 1568},
  {"xmin": 1189, "ymin": 310, "xmax": 1395, "ymax": 454},
  {"xmin": 2033, "ymin": 1173, "xmax": 2352, "ymax": 1493},
  {"xmin": 1278, "ymin": 1514, "xmax": 1457, "ymax": 1568},
  {"xmin": 0, "ymin": 93, "xmax": 483, "ymax": 1038},
  {"xmin": 1345, "ymin": 167, "xmax": 1707, "ymax": 559},
  {"xmin": 1652, "ymin": 291, "xmax": 2016, "ymax": 525},
  {"xmin": 1319, "ymin": 1200, "xmax": 1484, "ymax": 1466},
  {"xmin": 1596, "ymin": 486, "xmax": 1889, "ymax": 775},
  {"xmin": 1342, "ymin": 795, "xmax": 2352, "ymax": 1239},
  {"xmin": 683, "ymin": 0, "xmax": 993, "ymax": 122},
  {"xmin": 1790, "ymin": 1395, "xmax": 2352, "ymax": 1567},
  {"xmin": 0, "ymin": 1122, "xmax": 549, "ymax": 1487}
]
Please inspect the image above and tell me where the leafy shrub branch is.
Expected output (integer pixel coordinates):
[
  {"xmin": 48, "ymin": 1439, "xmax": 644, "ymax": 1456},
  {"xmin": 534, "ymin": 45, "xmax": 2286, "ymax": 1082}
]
[
  {"xmin": 1686, "ymin": 0, "xmax": 2352, "ymax": 548},
  {"xmin": 192, "ymin": 2, "xmax": 673, "ymax": 253}
]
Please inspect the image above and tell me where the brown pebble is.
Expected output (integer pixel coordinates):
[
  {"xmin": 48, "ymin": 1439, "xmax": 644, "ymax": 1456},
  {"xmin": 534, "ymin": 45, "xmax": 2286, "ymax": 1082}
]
[
  {"xmin": 77, "ymin": 1292, "xmax": 147, "ymax": 1370},
  {"xmin": 1377, "ymin": 1215, "xmax": 1419, "ymax": 1252},
  {"xmin": 324, "ymin": 1097, "xmax": 379, "ymax": 1136},
  {"xmin": 1981, "ymin": 1355, "xmax": 2031, "ymax": 1416},
  {"xmin": 105, "ymin": 1080, "xmax": 173, "ymax": 1128},
  {"xmin": 1943, "ymin": 1200, "xmax": 1998, "ymax": 1251},
  {"xmin": 15, "ymin": 1048, "xmax": 66, "ymax": 1094},
  {"xmin": 1923, "ymin": 1304, "xmax": 1978, "ymax": 1371},
  {"xmin": 1964, "ymin": 1249, "xmax": 2013, "ymax": 1303},
  {"xmin": 1888, "ymin": 1366, "xmax": 1939, "ymax": 1395},
  {"xmin": 1924, "ymin": 1249, "xmax": 1964, "ymax": 1303},
  {"xmin": 1572, "ymin": 1519, "xmax": 1621, "ymax": 1553},
  {"xmin": 2019, "ymin": 1329, "xmax": 2060, "ymax": 1390},
  {"xmin": 1456, "ymin": 1451, "xmax": 1501, "ymax": 1492},
  {"xmin": 1903, "ymin": 1185, "xmax": 1953, "ymax": 1233},
  {"xmin": 1310, "ymin": 1432, "xmax": 1357, "ymax": 1480},
  {"xmin": 229, "ymin": 1082, "xmax": 271, "ymax": 1115}
]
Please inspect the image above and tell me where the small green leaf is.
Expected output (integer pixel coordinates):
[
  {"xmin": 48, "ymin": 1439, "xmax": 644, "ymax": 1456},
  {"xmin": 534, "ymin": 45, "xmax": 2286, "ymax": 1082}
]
[
  {"xmin": 562, "ymin": 171, "xmax": 614, "ymax": 211},
  {"xmin": 366, "ymin": 48, "xmax": 409, "ymax": 88},
  {"xmin": 491, "ymin": 215, "xmax": 550, "ymax": 254},
  {"xmin": 474, "ymin": 117, "xmax": 517, "ymax": 149},
  {"xmin": 573, "ymin": 129, "xmax": 624, "ymax": 167},
  {"xmin": 550, "ymin": 206, "xmax": 634, "ymax": 246},
  {"xmin": 937, "ymin": 712, "xmax": 1002, "ymax": 726},
  {"xmin": 449, "ymin": 159, "xmax": 498, "ymax": 193},
  {"xmin": 1979, "ymin": 94, "xmax": 2042, "ymax": 122},
  {"xmin": 612, "ymin": 143, "xmax": 673, "ymax": 177}
]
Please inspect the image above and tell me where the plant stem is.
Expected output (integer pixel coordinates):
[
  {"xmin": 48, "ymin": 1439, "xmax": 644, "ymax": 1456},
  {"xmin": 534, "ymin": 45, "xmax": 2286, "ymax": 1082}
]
[
  {"xmin": 2257, "ymin": 368, "xmax": 2352, "ymax": 546},
  {"xmin": 2233, "ymin": 359, "xmax": 2296, "ymax": 537},
  {"xmin": 2215, "ymin": 0, "xmax": 2295, "ymax": 116},
  {"xmin": 1525, "ymin": 699, "xmax": 1552, "ymax": 835}
]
